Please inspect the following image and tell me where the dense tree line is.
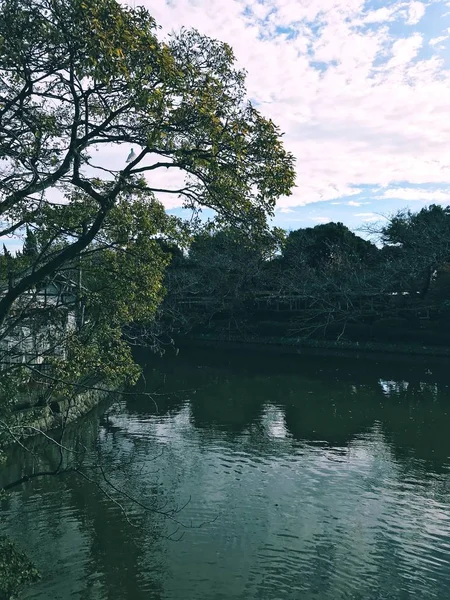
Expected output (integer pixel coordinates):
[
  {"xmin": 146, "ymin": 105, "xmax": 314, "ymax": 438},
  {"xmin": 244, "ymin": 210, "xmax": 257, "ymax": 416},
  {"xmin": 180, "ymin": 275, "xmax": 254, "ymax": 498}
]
[{"xmin": 161, "ymin": 204, "xmax": 450, "ymax": 346}]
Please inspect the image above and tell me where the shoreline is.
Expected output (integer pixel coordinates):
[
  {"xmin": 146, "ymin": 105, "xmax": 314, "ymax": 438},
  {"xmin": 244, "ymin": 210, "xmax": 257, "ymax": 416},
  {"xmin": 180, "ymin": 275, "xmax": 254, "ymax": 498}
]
[
  {"xmin": 1, "ymin": 385, "xmax": 118, "ymax": 450},
  {"xmin": 180, "ymin": 333, "xmax": 450, "ymax": 359}
]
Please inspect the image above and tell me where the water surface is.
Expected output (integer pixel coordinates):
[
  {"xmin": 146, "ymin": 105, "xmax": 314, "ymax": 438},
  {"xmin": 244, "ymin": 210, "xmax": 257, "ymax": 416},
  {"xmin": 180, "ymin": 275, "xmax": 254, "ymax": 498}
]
[{"xmin": 2, "ymin": 348, "xmax": 450, "ymax": 599}]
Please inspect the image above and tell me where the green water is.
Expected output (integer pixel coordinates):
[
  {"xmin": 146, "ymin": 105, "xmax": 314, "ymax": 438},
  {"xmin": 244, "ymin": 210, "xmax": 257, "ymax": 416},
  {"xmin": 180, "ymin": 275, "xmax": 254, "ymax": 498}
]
[{"xmin": 2, "ymin": 348, "xmax": 450, "ymax": 599}]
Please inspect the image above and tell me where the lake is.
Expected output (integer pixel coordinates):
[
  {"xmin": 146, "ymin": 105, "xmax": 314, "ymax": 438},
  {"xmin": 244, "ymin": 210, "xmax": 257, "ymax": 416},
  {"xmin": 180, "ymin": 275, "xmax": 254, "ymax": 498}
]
[{"xmin": 2, "ymin": 347, "xmax": 450, "ymax": 599}]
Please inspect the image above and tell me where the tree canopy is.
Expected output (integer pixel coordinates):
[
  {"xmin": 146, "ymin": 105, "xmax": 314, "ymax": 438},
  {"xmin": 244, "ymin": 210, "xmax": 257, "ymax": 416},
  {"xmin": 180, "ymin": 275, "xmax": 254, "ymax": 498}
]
[
  {"xmin": 282, "ymin": 222, "xmax": 378, "ymax": 270},
  {"xmin": 0, "ymin": 0, "xmax": 296, "ymax": 395},
  {"xmin": 381, "ymin": 205, "xmax": 450, "ymax": 298},
  {"xmin": 0, "ymin": 0, "xmax": 295, "ymax": 329}
]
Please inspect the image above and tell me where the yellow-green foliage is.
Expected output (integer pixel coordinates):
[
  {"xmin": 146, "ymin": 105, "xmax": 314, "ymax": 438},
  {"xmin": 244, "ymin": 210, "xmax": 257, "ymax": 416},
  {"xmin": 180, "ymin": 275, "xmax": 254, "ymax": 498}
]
[
  {"xmin": 0, "ymin": 0, "xmax": 295, "ymax": 394},
  {"xmin": 0, "ymin": 536, "xmax": 40, "ymax": 600}
]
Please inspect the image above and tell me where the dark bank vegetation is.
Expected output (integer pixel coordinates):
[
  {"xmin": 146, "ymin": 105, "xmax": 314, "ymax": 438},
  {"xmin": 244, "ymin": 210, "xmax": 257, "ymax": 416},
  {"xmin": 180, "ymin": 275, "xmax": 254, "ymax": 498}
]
[{"xmin": 160, "ymin": 204, "xmax": 450, "ymax": 351}]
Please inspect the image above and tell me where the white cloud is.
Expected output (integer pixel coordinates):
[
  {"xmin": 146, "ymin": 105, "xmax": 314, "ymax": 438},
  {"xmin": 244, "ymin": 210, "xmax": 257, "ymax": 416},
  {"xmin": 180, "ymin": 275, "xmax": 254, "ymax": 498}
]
[
  {"xmin": 116, "ymin": 0, "xmax": 450, "ymax": 212},
  {"xmin": 363, "ymin": 6, "xmax": 397, "ymax": 24},
  {"xmin": 429, "ymin": 35, "xmax": 449, "ymax": 46},
  {"xmin": 386, "ymin": 33, "xmax": 423, "ymax": 69},
  {"xmin": 405, "ymin": 1, "xmax": 426, "ymax": 25},
  {"xmin": 309, "ymin": 216, "xmax": 332, "ymax": 223},
  {"xmin": 352, "ymin": 212, "xmax": 380, "ymax": 222},
  {"xmin": 380, "ymin": 188, "xmax": 450, "ymax": 202}
]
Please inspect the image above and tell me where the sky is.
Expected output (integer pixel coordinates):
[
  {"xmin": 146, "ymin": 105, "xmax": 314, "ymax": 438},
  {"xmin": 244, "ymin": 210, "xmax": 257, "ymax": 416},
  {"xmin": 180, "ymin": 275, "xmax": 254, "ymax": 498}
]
[
  {"xmin": 3, "ymin": 0, "xmax": 450, "ymax": 255},
  {"xmin": 129, "ymin": 0, "xmax": 450, "ymax": 233}
]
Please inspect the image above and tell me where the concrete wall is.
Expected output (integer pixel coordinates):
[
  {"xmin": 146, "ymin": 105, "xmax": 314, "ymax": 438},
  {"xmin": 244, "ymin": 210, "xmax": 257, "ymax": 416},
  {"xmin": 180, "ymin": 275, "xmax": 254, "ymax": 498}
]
[{"xmin": 4, "ymin": 386, "xmax": 116, "ymax": 444}]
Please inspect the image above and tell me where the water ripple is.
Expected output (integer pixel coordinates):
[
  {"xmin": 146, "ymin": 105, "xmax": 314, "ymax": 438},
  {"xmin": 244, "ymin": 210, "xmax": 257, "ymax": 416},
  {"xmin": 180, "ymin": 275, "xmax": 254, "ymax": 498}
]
[{"xmin": 2, "ymin": 355, "xmax": 450, "ymax": 600}]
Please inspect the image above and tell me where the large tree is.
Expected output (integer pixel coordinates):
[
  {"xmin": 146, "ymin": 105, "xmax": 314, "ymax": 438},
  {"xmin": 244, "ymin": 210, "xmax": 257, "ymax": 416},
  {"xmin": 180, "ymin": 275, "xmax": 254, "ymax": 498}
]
[
  {"xmin": 176, "ymin": 227, "xmax": 280, "ymax": 321},
  {"xmin": 0, "ymin": 0, "xmax": 295, "ymax": 333},
  {"xmin": 275, "ymin": 223, "xmax": 381, "ymax": 338},
  {"xmin": 282, "ymin": 222, "xmax": 377, "ymax": 271},
  {"xmin": 380, "ymin": 204, "xmax": 450, "ymax": 299}
]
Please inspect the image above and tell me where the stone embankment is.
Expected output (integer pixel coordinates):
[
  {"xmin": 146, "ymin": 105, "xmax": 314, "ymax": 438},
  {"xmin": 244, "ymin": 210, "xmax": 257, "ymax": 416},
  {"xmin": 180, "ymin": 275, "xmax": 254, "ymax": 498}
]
[{"xmin": 4, "ymin": 386, "xmax": 115, "ymax": 444}]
